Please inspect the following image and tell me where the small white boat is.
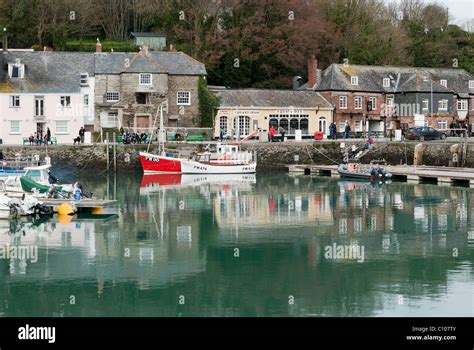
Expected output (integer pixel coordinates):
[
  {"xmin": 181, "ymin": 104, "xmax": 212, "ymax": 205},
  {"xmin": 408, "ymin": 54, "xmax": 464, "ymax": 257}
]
[{"xmin": 0, "ymin": 193, "xmax": 51, "ymax": 218}]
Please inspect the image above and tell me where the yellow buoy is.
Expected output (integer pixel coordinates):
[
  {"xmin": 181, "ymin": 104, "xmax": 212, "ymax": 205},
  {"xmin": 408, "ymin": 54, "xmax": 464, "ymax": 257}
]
[
  {"xmin": 57, "ymin": 214, "xmax": 73, "ymax": 224},
  {"xmin": 57, "ymin": 203, "xmax": 75, "ymax": 216},
  {"xmin": 91, "ymin": 207, "xmax": 103, "ymax": 215}
]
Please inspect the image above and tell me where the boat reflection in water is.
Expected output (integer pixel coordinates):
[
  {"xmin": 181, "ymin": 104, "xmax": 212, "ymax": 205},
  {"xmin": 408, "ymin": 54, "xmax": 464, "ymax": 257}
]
[{"xmin": 0, "ymin": 173, "xmax": 473, "ymax": 317}]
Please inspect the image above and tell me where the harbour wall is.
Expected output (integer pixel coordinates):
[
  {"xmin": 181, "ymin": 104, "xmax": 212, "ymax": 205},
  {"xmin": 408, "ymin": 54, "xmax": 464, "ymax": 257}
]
[{"xmin": 0, "ymin": 141, "xmax": 470, "ymax": 172}]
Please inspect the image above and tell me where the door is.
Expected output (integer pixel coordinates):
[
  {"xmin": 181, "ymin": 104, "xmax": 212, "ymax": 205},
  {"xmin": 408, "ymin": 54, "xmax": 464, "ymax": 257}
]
[
  {"xmin": 135, "ymin": 115, "xmax": 150, "ymax": 132},
  {"xmin": 36, "ymin": 123, "xmax": 45, "ymax": 139}
]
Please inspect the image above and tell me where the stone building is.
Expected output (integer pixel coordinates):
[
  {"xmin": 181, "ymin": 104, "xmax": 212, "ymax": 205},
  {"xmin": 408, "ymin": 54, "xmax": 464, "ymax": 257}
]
[{"xmin": 94, "ymin": 44, "xmax": 206, "ymax": 133}]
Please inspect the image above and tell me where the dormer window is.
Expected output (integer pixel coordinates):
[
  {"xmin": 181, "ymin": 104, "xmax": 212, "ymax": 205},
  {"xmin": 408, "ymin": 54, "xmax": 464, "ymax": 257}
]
[
  {"xmin": 139, "ymin": 73, "xmax": 152, "ymax": 86},
  {"xmin": 440, "ymin": 79, "xmax": 447, "ymax": 87},
  {"xmin": 8, "ymin": 61, "xmax": 25, "ymax": 79},
  {"xmin": 351, "ymin": 76, "xmax": 358, "ymax": 85},
  {"xmin": 469, "ymin": 80, "xmax": 474, "ymax": 89},
  {"xmin": 383, "ymin": 78, "xmax": 390, "ymax": 87},
  {"xmin": 80, "ymin": 73, "xmax": 89, "ymax": 86}
]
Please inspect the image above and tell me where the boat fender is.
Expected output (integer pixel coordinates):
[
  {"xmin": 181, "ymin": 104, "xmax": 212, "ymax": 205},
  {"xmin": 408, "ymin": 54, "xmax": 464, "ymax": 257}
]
[{"xmin": 57, "ymin": 203, "xmax": 75, "ymax": 216}]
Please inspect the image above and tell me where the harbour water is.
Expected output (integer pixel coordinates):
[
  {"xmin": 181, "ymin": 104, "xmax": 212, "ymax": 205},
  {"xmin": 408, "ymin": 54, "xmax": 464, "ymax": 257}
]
[{"xmin": 0, "ymin": 171, "xmax": 472, "ymax": 317}]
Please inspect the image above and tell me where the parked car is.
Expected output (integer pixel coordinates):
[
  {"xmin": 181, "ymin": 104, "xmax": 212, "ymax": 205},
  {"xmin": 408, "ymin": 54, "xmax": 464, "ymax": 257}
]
[{"xmin": 403, "ymin": 127, "xmax": 447, "ymax": 141}]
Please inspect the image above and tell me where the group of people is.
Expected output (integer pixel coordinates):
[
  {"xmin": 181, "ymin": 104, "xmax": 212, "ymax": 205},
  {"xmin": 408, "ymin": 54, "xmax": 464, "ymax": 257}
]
[
  {"xmin": 268, "ymin": 126, "xmax": 286, "ymax": 142},
  {"xmin": 120, "ymin": 128, "xmax": 149, "ymax": 144},
  {"xmin": 28, "ymin": 128, "xmax": 52, "ymax": 145},
  {"xmin": 449, "ymin": 121, "xmax": 471, "ymax": 137},
  {"xmin": 328, "ymin": 121, "xmax": 351, "ymax": 140}
]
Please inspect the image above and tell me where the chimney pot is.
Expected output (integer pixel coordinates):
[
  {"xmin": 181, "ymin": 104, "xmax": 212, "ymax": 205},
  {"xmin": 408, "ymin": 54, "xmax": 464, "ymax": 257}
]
[
  {"xmin": 308, "ymin": 56, "xmax": 318, "ymax": 90},
  {"xmin": 96, "ymin": 38, "xmax": 102, "ymax": 53}
]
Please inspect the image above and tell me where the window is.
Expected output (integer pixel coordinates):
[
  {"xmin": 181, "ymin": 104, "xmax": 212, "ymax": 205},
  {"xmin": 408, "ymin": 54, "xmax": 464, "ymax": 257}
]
[
  {"xmin": 469, "ymin": 80, "xmax": 474, "ymax": 89},
  {"xmin": 9, "ymin": 95, "xmax": 20, "ymax": 107},
  {"xmin": 35, "ymin": 97, "xmax": 44, "ymax": 116},
  {"xmin": 106, "ymin": 92, "xmax": 120, "ymax": 102},
  {"xmin": 438, "ymin": 99, "xmax": 448, "ymax": 111},
  {"xmin": 139, "ymin": 73, "xmax": 152, "ymax": 86},
  {"xmin": 84, "ymin": 94, "xmax": 89, "ymax": 106},
  {"xmin": 457, "ymin": 99, "xmax": 468, "ymax": 111},
  {"xmin": 234, "ymin": 116, "xmax": 250, "ymax": 136},
  {"xmin": 383, "ymin": 78, "xmax": 390, "ymax": 87},
  {"xmin": 351, "ymin": 76, "xmax": 358, "ymax": 85},
  {"xmin": 300, "ymin": 118, "xmax": 309, "ymax": 133},
  {"xmin": 438, "ymin": 120, "xmax": 447, "ymax": 129},
  {"xmin": 136, "ymin": 93, "xmax": 148, "ymax": 105},
  {"xmin": 60, "ymin": 96, "xmax": 71, "ymax": 107},
  {"xmin": 339, "ymin": 121, "xmax": 346, "ymax": 132},
  {"xmin": 80, "ymin": 73, "xmax": 88, "ymax": 86},
  {"xmin": 354, "ymin": 96, "xmax": 362, "ymax": 109},
  {"xmin": 9, "ymin": 62, "xmax": 24, "ymax": 79},
  {"xmin": 386, "ymin": 97, "xmax": 394, "ymax": 107},
  {"xmin": 220, "ymin": 116, "xmax": 228, "ymax": 135},
  {"xmin": 355, "ymin": 120, "xmax": 362, "ymax": 132},
  {"xmin": 177, "ymin": 91, "xmax": 191, "ymax": 105},
  {"xmin": 108, "ymin": 112, "xmax": 118, "ymax": 127},
  {"xmin": 56, "ymin": 120, "xmax": 68, "ymax": 133},
  {"xmin": 318, "ymin": 117, "xmax": 326, "ymax": 132},
  {"xmin": 369, "ymin": 97, "xmax": 377, "ymax": 110},
  {"xmin": 339, "ymin": 96, "xmax": 347, "ymax": 109},
  {"xmin": 422, "ymin": 99, "xmax": 429, "ymax": 111},
  {"xmin": 440, "ymin": 79, "xmax": 447, "ymax": 87},
  {"xmin": 10, "ymin": 121, "xmax": 20, "ymax": 134}
]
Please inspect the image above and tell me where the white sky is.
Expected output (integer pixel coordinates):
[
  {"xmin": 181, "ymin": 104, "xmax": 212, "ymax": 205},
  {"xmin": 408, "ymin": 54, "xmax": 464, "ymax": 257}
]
[{"xmin": 383, "ymin": 0, "xmax": 474, "ymax": 26}]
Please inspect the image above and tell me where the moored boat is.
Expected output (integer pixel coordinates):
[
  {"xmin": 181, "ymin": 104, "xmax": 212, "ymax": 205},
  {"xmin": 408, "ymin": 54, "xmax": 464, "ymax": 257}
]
[{"xmin": 337, "ymin": 162, "xmax": 392, "ymax": 181}]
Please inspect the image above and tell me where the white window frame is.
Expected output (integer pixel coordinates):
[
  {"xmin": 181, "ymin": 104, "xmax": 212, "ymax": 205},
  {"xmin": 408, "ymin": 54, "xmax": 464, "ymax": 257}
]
[
  {"xmin": 422, "ymin": 99, "xmax": 429, "ymax": 111},
  {"xmin": 80, "ymin": 73, "xmax": 89, "ymax": 86},
  {"xmin": 177, "ymin": 91, "xmax": 191, "ymax": 106},
  {"xmin": 438, "ymin": 120, "xmax": 447, "ymax": 130},
  {"xmin": 219, "ymin": 116, "xmax": 228, "ymax": 134},
  {"xmin": 84, "ymin": 94, "xmax": 89, "ymax": 106},
  {"xmin": 369, "ymin": 97, "xmax": 377, "ymax": 110},
  {"xmin": 139, "ymin": 73, "xmax": 152, "ymax": 86},
  {"xmin": 8, "ymin": 63, "xmax": 24, "ymax": 79},
  {"xmin": 351, "ymin": 76, "xmax": 358, "ymax": 85},
  {"xmin": 10, "ymin": 120, "xmax": 20, "ymax": 134},
  {"xmin": 438, "ymin": 99, "xmax": 448, "ymax": 111},
  {"xmin": 60, "ymin": 96, "xmax": 71, "ymax": 107},
  {"xmin": 339, "ymin": 96, "xmax": 347, "ymax": 109},
  {"xmin": 355, "ymin": 120, "xmax": 362, "ymax": 132},
  {"xmin": 440, "ymin": 79, "xmax": 447, "ymax": 88},
  {"xmin": 9, "ymin": 95, "xmax": 20, "ymax": 108},
  {"xmin": 106, "ymin": 92, "xmax": 120, "ymax": 102},
  {"xmin": 383, "ymin": 78, "xmax": 390, "ymax": 87},
  {"xmin": 35, "ymin": 97, "xmax": 44, "ymax": 116},
  {"xmin": 338, "ymin": 121, "xmax": 346, "ymax": 132},
  {"xmin": 56, "ymin": 120, "xmax": 68, "ymax": 134},
  {"xmin": 457, "ymin": 99, "xmax": 468, "ymax": 111},
  {"xmin": 469, "ymin": 80, "xmax": 474, "ymax": 89},
  {"xmin": 354, "ymin": 96, "xmax": 362, "ymax": 109}
]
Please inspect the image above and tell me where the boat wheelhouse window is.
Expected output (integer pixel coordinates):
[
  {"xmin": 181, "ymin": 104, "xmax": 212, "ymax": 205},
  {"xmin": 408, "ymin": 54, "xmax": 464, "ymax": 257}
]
[
  {"xmin": 279, "ymin": 118, "xmax": 288, "ymax": 132},
  {"xmin": 26, "ymin": 169, "xmax": 43, "ymax": 182},
  {"xmin": 300, "ymin": 118, "xmax": 309, "ymax": 133},
  {"xmin": 197, "ymin": 154, "xmax": 210, "ymax": 162}
]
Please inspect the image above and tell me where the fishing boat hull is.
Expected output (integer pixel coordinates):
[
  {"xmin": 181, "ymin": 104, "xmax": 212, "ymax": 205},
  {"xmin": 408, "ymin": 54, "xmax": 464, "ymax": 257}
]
[
  {"xmin": 140, "ymin": 152, "xmax": 256, "ymax": 174},
  {"xmin": 337, "ymin": 164, "xmax": 392, "ymax": 181}
]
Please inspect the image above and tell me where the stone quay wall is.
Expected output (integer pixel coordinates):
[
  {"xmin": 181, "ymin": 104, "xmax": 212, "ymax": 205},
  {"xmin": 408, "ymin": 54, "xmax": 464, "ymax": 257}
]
[{"xmin": 0, "ymin": 141, "xmax": 471, "ymax": 173}]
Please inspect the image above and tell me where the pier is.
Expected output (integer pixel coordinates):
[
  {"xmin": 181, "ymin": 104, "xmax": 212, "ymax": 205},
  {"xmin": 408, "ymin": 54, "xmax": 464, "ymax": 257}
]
[
  {"xmin": 39, "ymin": 199, "xmax": 118, "ymax": 212},
  {"xmin": 287, "ymin": 164, "xmax": 474, "ymax": 187}
]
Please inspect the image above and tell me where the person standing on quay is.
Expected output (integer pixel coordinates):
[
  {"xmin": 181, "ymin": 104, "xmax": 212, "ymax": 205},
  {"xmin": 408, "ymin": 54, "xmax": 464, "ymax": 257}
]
[
  {"xmin": 46, "ymin": 127, "xmax": 51, "ymax": 145},
  {"xmin": 279, "ymin": 126, "xmax": 285, "ymax": 142},
  {"xmin": 344, "ymin": 121, "xmax": 351, "ymax": 139},
  {"xmin": 269, "ymin": 126, "xmax": 275, "ymax": 142},
  {"xmin": 79, "ymin": 126, "xmax": 85, "ymax": 143}
]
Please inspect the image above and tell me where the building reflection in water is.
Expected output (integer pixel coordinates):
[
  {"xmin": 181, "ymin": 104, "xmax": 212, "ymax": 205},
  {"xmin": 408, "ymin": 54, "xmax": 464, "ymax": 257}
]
[{"xmin": 0, "ymin": 173, "xmax": 472, "ymax": 316}]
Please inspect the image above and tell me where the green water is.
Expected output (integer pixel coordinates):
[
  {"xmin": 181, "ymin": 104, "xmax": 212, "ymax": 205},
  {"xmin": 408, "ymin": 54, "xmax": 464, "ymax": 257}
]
[{"xmin": 0, "ymin": 172, "xmax": 472, "ymax": 317}]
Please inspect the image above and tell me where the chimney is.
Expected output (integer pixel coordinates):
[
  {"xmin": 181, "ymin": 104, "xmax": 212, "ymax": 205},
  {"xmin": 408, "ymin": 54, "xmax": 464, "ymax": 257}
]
[
  {"xmin": 308, "ymin": 55, "xmax": 317, "ymax": 89},
  {"xmin": 2, "ymin": 28, "xmax": 7, "ymax": 52},
  {"xmin": 96, "ymin": 38, "xmax": 102, "ymax": 53}
]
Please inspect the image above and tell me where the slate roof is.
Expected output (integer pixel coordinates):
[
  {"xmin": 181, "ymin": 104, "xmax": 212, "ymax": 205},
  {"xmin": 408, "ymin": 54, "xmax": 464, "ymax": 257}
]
[
  {"xmin": 0, "ymin": 51, "xmax": 94, "ymax": 93},
  {"xmin": 130, "ymin": 32, "xmax": 166, "ymax": 38},
  {"xmin": 216, "ymin": 89, "xmax": 333, "ymax": 109},
  {"xmin": 315, "ymin": 64, "xmax": 474, "ymax": 95},
  {"xmin": 0, "ymin": 50, "xmax": 206, "ymax": 93}
]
